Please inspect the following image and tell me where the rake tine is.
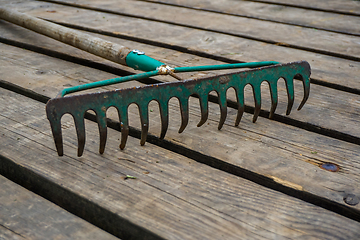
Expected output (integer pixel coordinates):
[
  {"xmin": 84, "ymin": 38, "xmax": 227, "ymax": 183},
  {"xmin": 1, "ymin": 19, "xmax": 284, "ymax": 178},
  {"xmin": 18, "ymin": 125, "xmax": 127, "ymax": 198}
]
[
  {"xmin": 297, "ymin": 74, "xmax": 310, "ymax": 111},
  {"xmin": 285, "ymin": 76, "xmax": 295, "ymax": 115},
  {"xmin": 235, "ymin": 87, "xmax": 245, "ymax": 127},
  {"xmin": 95, "ymin": 108, "xmax": 107, "ymax": 154},
  {"xmin": 50, "ymin": 119, "xmax": 64, "ymax": 156},
  {"xmin": 119, "ymin": 108, "xmax": 129, "ymax": 150},
  {"xmin": 218, "ymin": 91, "xmax": 228, "ymax": 130},
  {"xmin": 197, "ymin": 94, "xmax": 209, "ymax": 127},
  {"xmin": 159, "ymin": 102, "xmax": 169, "ymax": 139},
  {"xmin": 268, "ymin": 82, "xmax": 278, "ymax": 119},
  {"xmin": 178, "ymin": 98, "xmax": 189, "ymax": 133},
  {"xmin": 252, "ymin": 84, "xmax": 262, "ymax": 123},
  {"xmin": 139, "ymin": 105, "xmax": 149, "ymax": 146},
  {"xmin": 73, "ymin": 114, "xmax": 86, "ymax": 157},
  {"xmin": 46, "ymin": 104, "xmax": 64, "ymax": 156}
]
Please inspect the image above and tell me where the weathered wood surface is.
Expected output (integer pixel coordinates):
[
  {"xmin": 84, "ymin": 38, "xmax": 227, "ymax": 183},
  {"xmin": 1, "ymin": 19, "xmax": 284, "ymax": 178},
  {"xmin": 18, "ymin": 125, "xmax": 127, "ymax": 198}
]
[
  {"xmin": 1, "ymin": 0, "xmax": 360, "ymax": 238},
  {"xmin": 3, "ymin": 0, "xmax": 360, "ymax": 88},
  {"xmin": 1, "ymin": 1, "xmax": 360, "ymax": 143},
  {"xmin": 0, "ymin": 0, "xmax": 359, "ymax": 211},
  {"xmin": 136, "ymin": 0, "xmax": 360, "ymax": 35},
  {"xmin": 0, "ymin": 175, "xmax": 118, "ymax": 240},
  {"xmin": 1, "ymin": 87, "xmax": 360, "ymax": 239},
  {"xmin": 1, "ymin": 38, "xmax": 360, "ymax": 216},
  {"xmin": 247, "ymin": 0, "xmax": 360, "ymax": 15}
]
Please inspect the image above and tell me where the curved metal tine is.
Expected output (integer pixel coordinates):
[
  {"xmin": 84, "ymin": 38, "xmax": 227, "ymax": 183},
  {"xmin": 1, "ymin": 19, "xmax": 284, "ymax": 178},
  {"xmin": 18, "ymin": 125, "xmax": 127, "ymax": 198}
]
[
  {"xmin": 218, "ymin": 91, "xmax": 228, "ymax": 130},
  {"xmin": 268, "ymin": 82, "xmax": 278, "ymax": 119},
  {"xmin": 95, "ymin": 108, "xmax": 107, "ymax": 154},
  {"xmin": 235, "ymin": 87, "xmax": 245, "ymax": 126},
  {"xmin": 285, "ymin": 76, "xmax": 295, "ymax": 115},
  {"xmin": 197, "ymin": 94, "xmax": 209, "ymax": 127},
  {"xmin": 139, "ymin": 104, "xmax": 149, "ymax": 146},
  {"xmin": 73, "ymin": 114, "xmax": 86, "ymax": 157},
  {"xmin": 159, "ymin": 102, "xmax": 169, "ymax": 139},
  {"xmin": 178, "ymin": 98, "xmax": 189, "ymax": 133},
  {"xmin": 49, "ymin": 118, "xmax": 64, "ymax": 156},
  {"xmin": 252, "ymin": 84, "xmax": 262, "ymax": 123},
  {"xmin": 118, "ymin": 108, "xmax": 129, "ymax": 150},
  {"xmin": 297, "ymin": 74, "xmax": 310, "ymax": 110}
]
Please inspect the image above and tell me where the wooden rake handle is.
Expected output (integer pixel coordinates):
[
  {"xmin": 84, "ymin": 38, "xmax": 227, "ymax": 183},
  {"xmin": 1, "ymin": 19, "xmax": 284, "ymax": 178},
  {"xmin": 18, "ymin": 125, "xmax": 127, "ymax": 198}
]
[{"xmin": 0, "ymin": 7, "xmax": 132, "ymax": 65}]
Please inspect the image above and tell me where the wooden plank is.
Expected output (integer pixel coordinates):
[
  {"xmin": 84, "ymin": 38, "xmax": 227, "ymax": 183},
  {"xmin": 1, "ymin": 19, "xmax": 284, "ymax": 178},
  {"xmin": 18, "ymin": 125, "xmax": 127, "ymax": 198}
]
[
  {"xmin": 135, "ymin": 0, "xmax": 360, "ymax": 36},
  {"xmin": 1, "ymin": 42, "xmax": 360, "ymax": 216},
  {"xmin": 37, "ymin": 0, "xmax": 360, "ymax": 59},
  {"xmin": 1, "ymin": 87, "xmax": 360, "ymax": 239},
  {"xmin": 3, "ymin": 0, "xmax": 359, "ymax": 91},
  {"xmin": 247, "ymin": 0, "xmax": 360, "ymax": 15},
  {"xmin": 0, "ymin": 175, "xmax": 119, "ymax": 240}
]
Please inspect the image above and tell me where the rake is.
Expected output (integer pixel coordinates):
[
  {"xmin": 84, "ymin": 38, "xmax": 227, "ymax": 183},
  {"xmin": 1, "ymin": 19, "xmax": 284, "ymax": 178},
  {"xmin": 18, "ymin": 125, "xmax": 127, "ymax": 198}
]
[{"xmin": 0, "ymin": 7, "xmax": 311, "ymax": 157}]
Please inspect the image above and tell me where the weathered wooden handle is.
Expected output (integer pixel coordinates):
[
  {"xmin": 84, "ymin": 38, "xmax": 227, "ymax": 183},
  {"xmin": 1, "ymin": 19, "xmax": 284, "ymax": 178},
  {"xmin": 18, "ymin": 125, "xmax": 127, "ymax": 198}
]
[{"xmin": 0, "ymin": 7, "xmax": 132, "ymax": 66}]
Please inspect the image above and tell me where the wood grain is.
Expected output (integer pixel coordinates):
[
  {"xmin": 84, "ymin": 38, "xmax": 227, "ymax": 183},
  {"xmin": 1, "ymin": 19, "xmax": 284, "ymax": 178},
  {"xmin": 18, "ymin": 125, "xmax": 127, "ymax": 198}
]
[
  {"xmin": 0, "ymin": 175, "xmax": 119, "ymax": 240},
  {"xmin": 1, "ymin": 42, "xmax": 360, "ymax": 215},
  {"xmin": 38, "ymin": 0, "xmax": 360, "ymax": 59},
  {"xmin": 1, "ymin": 87, "xmax": 360, "ymax": 239},
  {"xmin": 136, "ymin": 0, "xmax": 360, "ymax": 35},
  {"xmin": 247, "ymin": 0, "xmax": 360, "ymax": 15}
]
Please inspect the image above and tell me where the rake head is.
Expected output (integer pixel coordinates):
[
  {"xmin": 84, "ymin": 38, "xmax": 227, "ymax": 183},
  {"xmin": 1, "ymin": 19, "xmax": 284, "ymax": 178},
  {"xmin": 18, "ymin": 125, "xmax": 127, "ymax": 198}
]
[{"xmin": 46, "ymin": 61, "xmax": 310, "ymax": 157}]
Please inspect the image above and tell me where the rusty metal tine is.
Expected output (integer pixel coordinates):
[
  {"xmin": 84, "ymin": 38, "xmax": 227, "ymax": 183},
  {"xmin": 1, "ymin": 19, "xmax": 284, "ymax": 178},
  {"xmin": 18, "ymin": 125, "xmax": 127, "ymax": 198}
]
[
  {"xmin": 159, "ymin": 102, "xmax": 169, "ymax": 139},
  {"xmin": 178, "ymin": 98, "xmax": 189, "ymax": 133},
  {"xmin": 297, "ymin": 74, "xmax": 311, "ymax": 110},
  {"xmin": 252, "ymin": 84, "xmax": 262, "ymax": 123},
  {"xmin": 218, "ymin": 91, "xmax": 228, "ymax": 130},
  {"xmin": 235, "ymin": 87, "xmax": 245, "ymax": 127},
  {"xmin": 197, "ymin": 94, "xmax": 209, "ymax": 127},
  {"xmin": 119, "ymin": 109, "xmax": 129, "ymax": 150},
  {"xmin": 139, "ymin": 105, "xmax": 149, "ymax": 145},
  {"xmin": 95, "ymin": 108, "xmax": 107, "ymax": 154},
  {"xmin": 285, "ymin": 76, "xmax": 295, "ymax": 115},
  {"xmin": 46, "ymin": 104, "xmax": 64, "ymax": 156},
  {"xmin": 268, "ymin": 82, "xmax": 278, "ymax": 119},
  {"xmin": 74, "ymin": 115, "xmax": 86, "ymax": 157},
  {"xmin": 50, "ymin": 119, "xmax": 64, "ymax": 156}
]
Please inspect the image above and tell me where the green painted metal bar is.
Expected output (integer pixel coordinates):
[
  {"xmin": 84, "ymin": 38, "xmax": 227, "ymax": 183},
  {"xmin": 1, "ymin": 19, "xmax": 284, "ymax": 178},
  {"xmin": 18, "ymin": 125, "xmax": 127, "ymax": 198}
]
[
  {"xmin": 59, "ymin": 70, "xmax": 160, "ymax": 97},
  {"xmin": 173, "ymin": 61, "xmax": 279, "ymax": 73},
  {"xmin": 59, "ymin": 61, "xmax": 280, "ymax": 97}
]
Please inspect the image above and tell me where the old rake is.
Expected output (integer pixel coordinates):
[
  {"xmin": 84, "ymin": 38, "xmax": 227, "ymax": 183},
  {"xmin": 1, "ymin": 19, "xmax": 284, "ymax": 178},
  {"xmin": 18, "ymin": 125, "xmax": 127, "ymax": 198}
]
[{"xmin": 0, "ymin": 7, "xmax": 311, "ymax": 157}]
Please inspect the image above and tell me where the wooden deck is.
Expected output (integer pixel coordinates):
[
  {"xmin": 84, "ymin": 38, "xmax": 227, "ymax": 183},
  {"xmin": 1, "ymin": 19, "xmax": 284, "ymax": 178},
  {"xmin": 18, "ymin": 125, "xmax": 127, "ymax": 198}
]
[{"xmin": 0, "ymin": 0, "xmax": 359, "ymax": 239}]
